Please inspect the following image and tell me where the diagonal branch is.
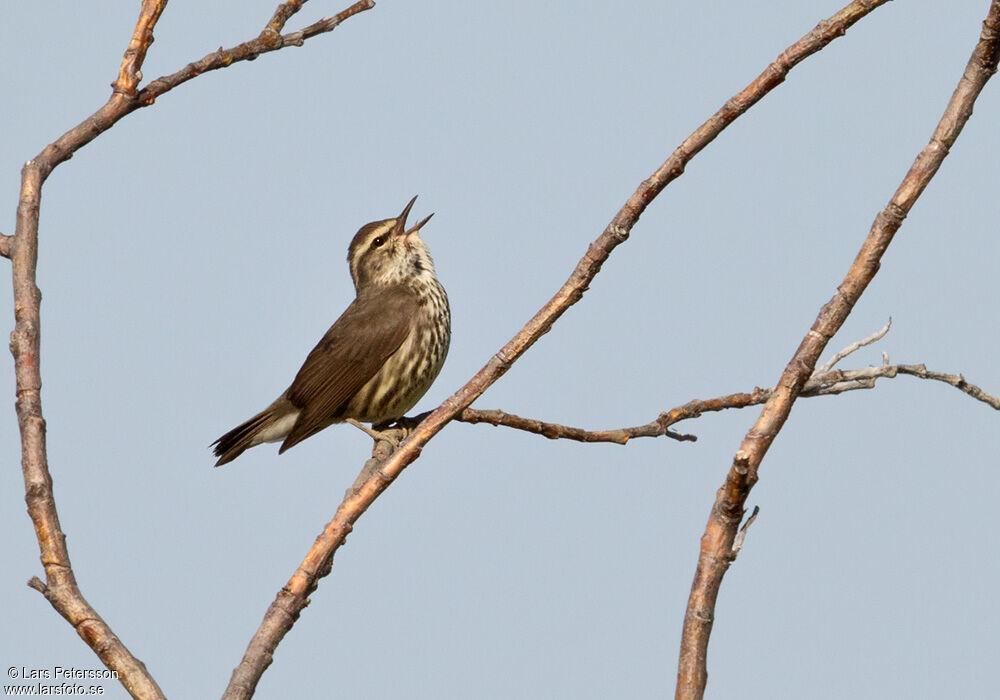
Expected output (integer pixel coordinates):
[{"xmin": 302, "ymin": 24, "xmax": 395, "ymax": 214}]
[
  {"xmin": 223, "ymin": 1, "xmax": 893, "ymax": 697},
  {"xmin": 7, "ymin": 3, "xmax": 374, "ymax": 699},
  {"xmin": 675, "ymin": 3, "xmax": 1000, "ymax": 698}
]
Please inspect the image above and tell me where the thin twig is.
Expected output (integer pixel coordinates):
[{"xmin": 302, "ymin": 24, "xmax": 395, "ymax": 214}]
[
  {"xmin": 226, "ymin": 2, "xmax": 894, "ymax": 697},
  {"xmin": 8, "ymin": 3, "xmax": 374, "ymax": 699},
  {"xmin": 676, "ymin": 4, "xmax": 1000, "ymax": 699}
]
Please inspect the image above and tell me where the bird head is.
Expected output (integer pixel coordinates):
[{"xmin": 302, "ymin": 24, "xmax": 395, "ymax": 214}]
[{"xmin": 347, "ymin": 195, "xmax": 436, "ymax": 293}]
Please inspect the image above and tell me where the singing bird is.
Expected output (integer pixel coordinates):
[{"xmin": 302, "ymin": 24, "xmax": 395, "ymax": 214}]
[{"xmin": 212, "ymin": 196, "xmax": 450, "ymax": 466}]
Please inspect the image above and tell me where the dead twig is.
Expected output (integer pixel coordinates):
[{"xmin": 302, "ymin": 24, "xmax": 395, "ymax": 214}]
[
  {"xmin": 816, "ymin": 317, "xmax": 891, "ymax": 372},
  {"xmin": 676, "ymin": 4, "xmax": 1000, "ymax": 698},
  {"xmin": 731, "ymin": 506, "xmax": 759, "ymax": 557},
  {"xmin": 895, "ymin": 364, "xmax": 1000, "ymax": 408}
]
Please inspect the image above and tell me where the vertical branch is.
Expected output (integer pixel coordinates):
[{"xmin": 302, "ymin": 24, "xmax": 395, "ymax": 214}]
[
  {"xmin": 675, "ymin": 3, "xmax": 1000, "ymax": 698},
  {"xmin": 10, "ymin": 9, "xmax": 169, "ymax": 697},
  {"xmin": 9, "ymin": 8, "xmax": 173, "ymax": 698},
  {"xmin": 11, "ymin": 93, "xmax": 170, "ymax": 700}
]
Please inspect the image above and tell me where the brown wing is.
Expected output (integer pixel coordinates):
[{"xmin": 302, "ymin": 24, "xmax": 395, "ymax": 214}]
[{"xmin": 280, "ymin": 286, "xmax": 416, "ymax": 452}]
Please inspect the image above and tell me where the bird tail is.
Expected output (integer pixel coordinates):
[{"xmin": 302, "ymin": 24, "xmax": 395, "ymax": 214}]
[{"xmin": 212, "ymin": 407, "xmax": 277, "ymax": 467}]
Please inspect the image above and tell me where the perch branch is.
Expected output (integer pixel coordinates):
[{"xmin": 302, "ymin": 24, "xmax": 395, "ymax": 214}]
[
  {"xmin": 676, "ymin": 3, "xmax": 1000, "ymax": 699},
  {"xmin": 223, "ymin": 1, "xmax": 892, "ymax": 697},
  {"xmin": 8, "ymin": 3, "xmax": 373, "ymax": 699},
  {"xmin": 455, "ymin": 407, "xmax": 697, "ymax": 444}
]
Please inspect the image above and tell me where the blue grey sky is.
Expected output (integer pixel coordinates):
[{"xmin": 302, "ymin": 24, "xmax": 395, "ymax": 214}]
[{"xmin": 2, "ymin": 2, "xmax": 998, "ymax": 698}]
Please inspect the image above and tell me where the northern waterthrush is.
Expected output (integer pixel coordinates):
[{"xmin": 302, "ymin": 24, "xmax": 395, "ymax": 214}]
[{"xmin": 212, "ymin": 196, "xmax": 451, "ymax": 466}]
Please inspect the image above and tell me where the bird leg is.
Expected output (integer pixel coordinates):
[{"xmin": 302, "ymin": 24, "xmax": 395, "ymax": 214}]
[{"xmin": 346, "ymin": 418, "xmax": 403, "ymax": 448}]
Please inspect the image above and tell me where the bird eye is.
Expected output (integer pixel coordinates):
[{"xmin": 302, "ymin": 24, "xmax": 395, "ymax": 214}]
[{"xmin": 371, "ymin": 235, "xmax": 386, "ymax": 249}]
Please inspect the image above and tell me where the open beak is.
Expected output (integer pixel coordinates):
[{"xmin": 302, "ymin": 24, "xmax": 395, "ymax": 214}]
[
  {"xmin": 405, "ymin": 212, "xmax": 434, "ymax": 237},
  {"xmin": 392, "ymin": 195, "xmax": 419, "ymax": 237},
  {"xmin": 393, "ymin": 195, "xmax": 433, "ymax": 238}
]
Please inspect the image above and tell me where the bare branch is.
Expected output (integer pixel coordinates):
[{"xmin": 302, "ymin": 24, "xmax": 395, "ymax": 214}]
[
  {"xmin": 8, "ymin": 3, "xmax": 374, "ymax": 698},
  {"xmin": 226, "ymin": 2, "xmax": 893, "ymax": 696},
  {"xmin": 676, "ymin": 4, "xmax": 1000, "ymax": 698},
  {"xmin": 454, "ymin": 360, "xmax": 1000, "ymax": 445},
  {"xmin": 139, "ymin": 1, "xmax": 375, "ymax": 104}
]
